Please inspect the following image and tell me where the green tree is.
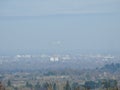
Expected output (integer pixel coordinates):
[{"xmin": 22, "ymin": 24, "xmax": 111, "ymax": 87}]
[
  {"xmin": 84, "ymin": 81, "xmax": 96, "ymax": 90},
  {"xmin": 14, "ymin": 87, "xmax": 18, "ymax": 90},
  {"xmin": 35, "ymin": 82, "xmax": 41, "ymax": 90},
  {"xmin": 25, "ymin": 81, "xmax": 33, "ymax": 90},
  {"xmin": 7, "ymin": 80, "xmax": 11, "ymax": 87},
  {"xmin": 53, "ymin": 83, "xmax": 57, "ymax": 90},
  {"xmin": 43, "ymin": 82, "xmax": 49, "ymax": 90},
  {"xmin": 26, "ymin": 81, "xmax": 29, "ymax": 87},
  {"xmin": 72, "ymin": 82, "xmax": 79, "ymax": 90},
  {"xmin": 64, "ymin": 81, "xmax": 71, "ymax": 90}
]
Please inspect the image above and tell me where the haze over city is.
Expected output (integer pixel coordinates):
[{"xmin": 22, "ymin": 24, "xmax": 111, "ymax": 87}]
[
  {"xmin": 0, "ymin": 0, "xmax": 120, "ymax": 55},
  {"xmin": 1, "ymin": 1, "xmax": 120, "ymax": 90}
]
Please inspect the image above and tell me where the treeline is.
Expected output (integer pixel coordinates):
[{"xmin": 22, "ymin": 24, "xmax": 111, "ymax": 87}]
[{"xmin": 5, "ymin": 79, "xmax": 118, "ymax": 90}]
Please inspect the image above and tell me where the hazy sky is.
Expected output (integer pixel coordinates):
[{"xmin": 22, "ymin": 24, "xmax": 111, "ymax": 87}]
[{"xmin": 0, "ymin": 0, "xmax": 120, "ymax": 54}]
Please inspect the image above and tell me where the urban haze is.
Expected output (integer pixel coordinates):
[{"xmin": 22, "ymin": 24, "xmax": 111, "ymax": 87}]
[{"xmin": 0, "ymin": 0, "xmax": 120, "ymax": 90}]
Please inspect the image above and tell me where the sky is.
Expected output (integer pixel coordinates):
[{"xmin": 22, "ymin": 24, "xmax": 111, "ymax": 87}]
[{"xmin": 0, "ymin": 0, "xmax": 120, "ymax": 55}]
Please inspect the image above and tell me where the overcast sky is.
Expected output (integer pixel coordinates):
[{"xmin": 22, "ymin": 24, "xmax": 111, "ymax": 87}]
[{"xmin": 0, "ymin": 0, "xmax": 120, "ymax": 55}]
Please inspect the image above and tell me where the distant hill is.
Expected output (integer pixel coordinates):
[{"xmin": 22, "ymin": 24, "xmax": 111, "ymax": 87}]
[{"xmin": 101, "ymin": 63, "xmax": 120, "ymax": 73}]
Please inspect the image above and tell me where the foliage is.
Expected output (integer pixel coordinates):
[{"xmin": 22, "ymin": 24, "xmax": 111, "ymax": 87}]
[{"xmin": 7, "ymin": 80, "xmax": 11, "ymax": 87}]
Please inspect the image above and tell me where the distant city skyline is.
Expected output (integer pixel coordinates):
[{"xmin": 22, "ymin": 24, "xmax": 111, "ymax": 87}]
[{"xmin": 0, "ymin": 0, "xmax": 120, "ymax": 55}]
